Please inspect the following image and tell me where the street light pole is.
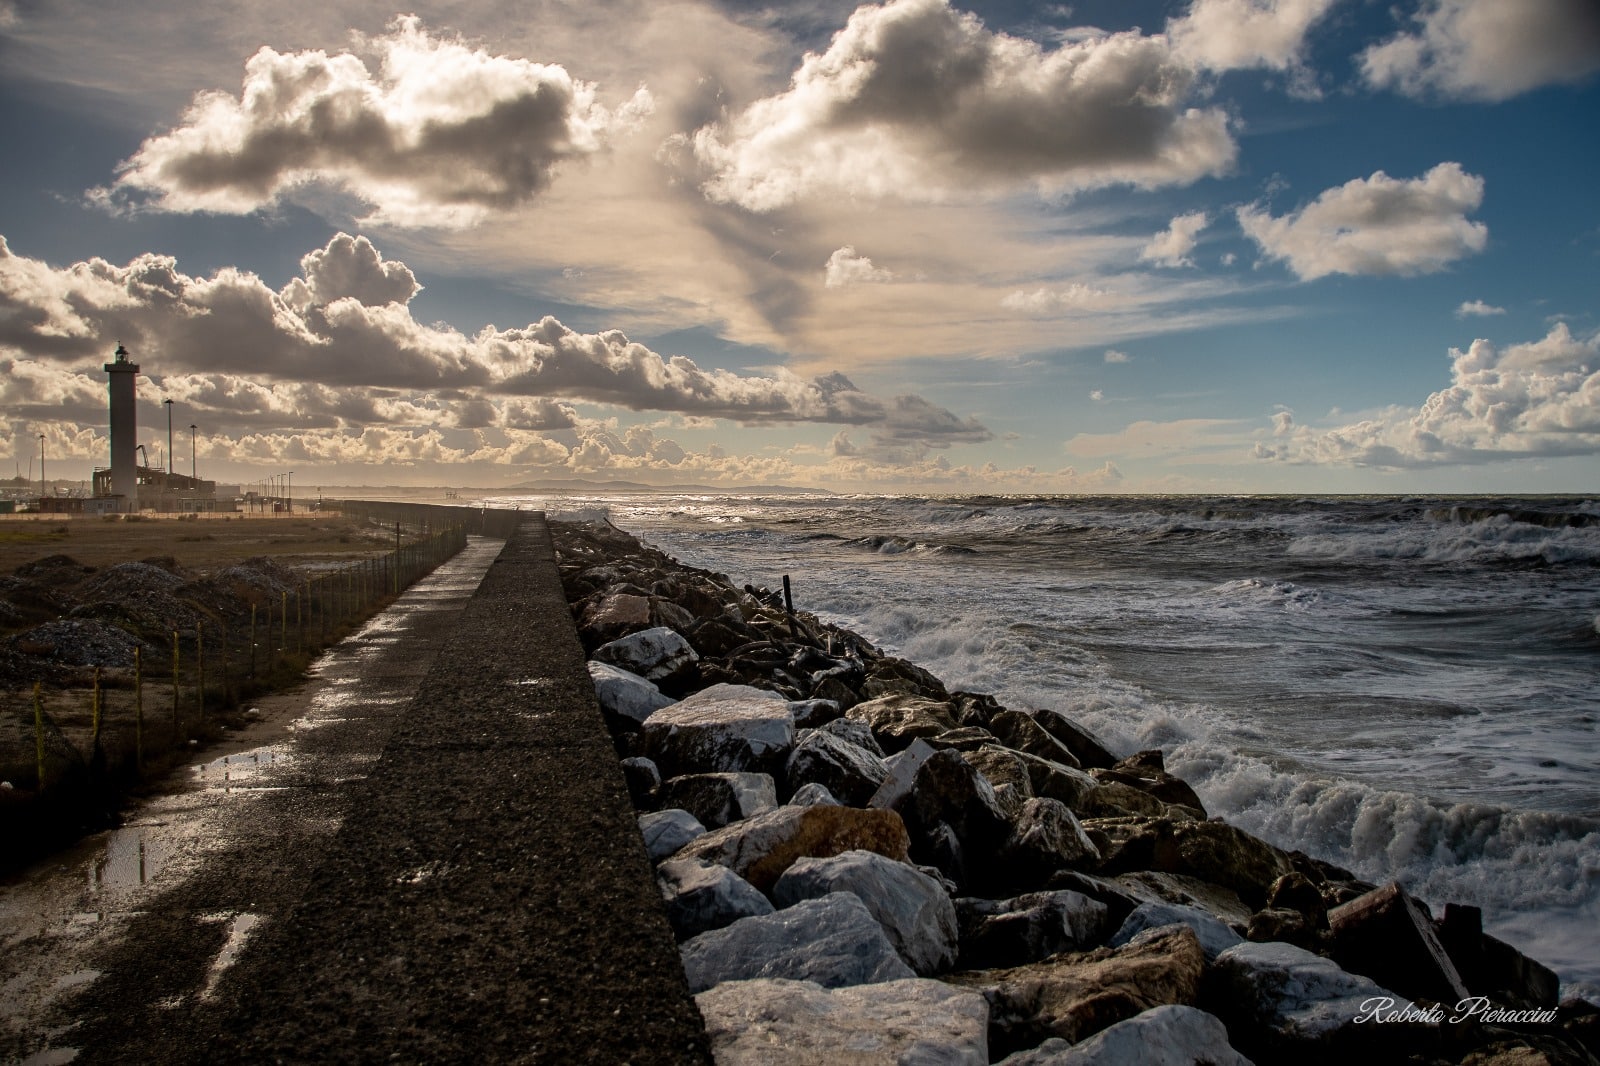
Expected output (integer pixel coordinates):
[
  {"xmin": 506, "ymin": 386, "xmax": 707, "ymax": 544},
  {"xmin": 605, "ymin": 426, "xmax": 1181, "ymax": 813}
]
[
  {"xmin": 286, "ymin": 471, "xmax": 293, "ymax": 514},
  {"xmin": 190, "ymin": 424, "xmax": 197, "ymax": 479},
  {"xmin": 38, "ymin": 434, "xmax": 45, "ymax": 499},
  {"xmin": 163, "ymin": 398, "xmax": 174, "ymax": 474}
]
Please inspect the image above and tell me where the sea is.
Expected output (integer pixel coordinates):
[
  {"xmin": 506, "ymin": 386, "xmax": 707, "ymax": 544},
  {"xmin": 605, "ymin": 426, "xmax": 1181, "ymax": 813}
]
[{"xmin": 496, "ymin": 492, "xmax": 1600, "ymax": 997}]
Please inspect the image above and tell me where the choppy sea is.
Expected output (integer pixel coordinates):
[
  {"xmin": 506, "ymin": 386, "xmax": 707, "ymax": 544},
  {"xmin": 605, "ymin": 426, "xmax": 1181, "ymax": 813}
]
[{"xmin": 497, "ymin": 492, "xmax": 1600, "ymax": 997}]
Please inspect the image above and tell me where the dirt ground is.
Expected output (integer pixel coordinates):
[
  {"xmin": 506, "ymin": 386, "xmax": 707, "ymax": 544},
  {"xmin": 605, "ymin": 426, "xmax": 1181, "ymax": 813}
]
[{"xmin": 0, "ymin": 511, "xmax": 396, "ymax": 574}]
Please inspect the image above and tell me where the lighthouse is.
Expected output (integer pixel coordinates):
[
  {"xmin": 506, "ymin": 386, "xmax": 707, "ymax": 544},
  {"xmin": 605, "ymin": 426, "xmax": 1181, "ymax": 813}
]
[{"xmin": 104, "ymin": 343, "xmax": 139, "ymax": 508}]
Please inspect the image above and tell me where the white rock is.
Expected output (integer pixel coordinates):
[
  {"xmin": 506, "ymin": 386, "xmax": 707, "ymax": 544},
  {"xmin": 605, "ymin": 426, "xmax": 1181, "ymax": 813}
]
[
  {"xmin": 1109, "ymin": 902, "xmax": 1243, "ymax": 961},
  {"xmin": 773, "ymin": 850, "xmax": 959, "ymax": 976},
  {"xmin": 587, "ymin": 660, "xmax": 673, "ymax": 728},
  {"xmin": 996, "ymin": 1005, "xmax": 1252, "ymax": 1065},
  {"xmin": 638, "ymin": 808, "xmax": 706, "ymax": 862},
  {"xmin": 789, "ymin": 782, "xmax": 842, "ymax": 807},
  {"xmin": 643, "ymin": 683, "xmax": 797, "ymax": 777},
  {"xmin": 697, "ymin": 977, "xmax": 990, "ymax": 1066},
  {"xmin": 868, "ymin": 737, "xmax": 938, "ymax": 810},
  {"xmin": 592, "ymin": 626, "xmax": 698, "ymax": 684},
  {"xmin": 679, "ymin": 892, "xmax": 915, "ymax": 993},
  {"xmin": 657, "ymin": 858, "xmax": 774, "ymax": 941}
]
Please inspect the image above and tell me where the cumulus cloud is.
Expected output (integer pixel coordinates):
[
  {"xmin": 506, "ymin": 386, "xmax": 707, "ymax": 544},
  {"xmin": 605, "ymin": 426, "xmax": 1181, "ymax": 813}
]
[
  {"xmin": 1456, "ymin": 299, "xmax": 1505, "ymax": 318},
  {"xmin": 689, "ymin": 0, "xmax": 1235, "ymax": 210},
  {"xmin": 0, "ymin": 232, "xmax": 987, "ymax": 454},
  {"xmin": 103, "ymin": 16, "xmax": 652, "ymax": 227},
  {"xmin": 1168, "ymin": 0, "xmax": 1338, "ymax": 74},
  {"xmin": 1140, "ymin": 210, "xmax": 1209, "ymax": 267},
  {"xmin": 1237, "ymin": 162, "xmax": 1487, "ymax": 280},
  {"xmin": 1276, "ymin": 323, "xmax": 1600, "ymax": 467},
  {"xmin": 1104, "ymin": 349, "xmax": 1131, "ymax": 363},
  {"xmin": 1361, "ymin": 0, "xmax": 1600, "ymax": 102},
  {"xmin": 824, "ymin": 246, "xmax": 895, "ymax": 288},
  {"xmin": 1001, "ymin": 284, "xmax": 1114, "ymax": 313}
]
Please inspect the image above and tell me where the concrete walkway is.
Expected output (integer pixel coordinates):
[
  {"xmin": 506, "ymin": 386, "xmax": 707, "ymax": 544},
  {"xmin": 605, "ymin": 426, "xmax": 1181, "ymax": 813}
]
[{"xmin": 3, "ymin": 517, "xmax": 709, "ymax": 1064}]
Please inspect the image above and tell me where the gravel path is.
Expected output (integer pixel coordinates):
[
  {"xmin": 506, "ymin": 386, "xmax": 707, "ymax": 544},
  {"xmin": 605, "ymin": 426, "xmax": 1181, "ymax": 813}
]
[{"xmin": 4, "ymin": 517, "xmax": 710, "ymax": 1065}]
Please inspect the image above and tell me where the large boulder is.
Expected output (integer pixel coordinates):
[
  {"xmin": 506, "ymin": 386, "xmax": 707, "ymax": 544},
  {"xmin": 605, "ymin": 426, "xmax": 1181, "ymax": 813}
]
[
  {"xmin": 642, "ymin": 683, "xmax": 796, "ymax": 779},
  {"xmin": 819, "ymin": 715, "xmax": 886, "ymax": 757},
  {"xmin": 1327, "ymin": 881, "xmax": 1470, "ymax": 1007},
  {"xmin": 697, "ymin": 978, "xmax": 990, "ymax": 1066},
  {"xmin": 639, "ymin": 808, "xmax": 706, "ymax": 862},
  {"xmin": 995, "ymin": 1005, "xmax": 1251, "ymax": 1066},
  {"xmin": 673, "ymin": 802, "xmax": 911, "ymax": 893},
  {"xmin": 592, "ymin": 626, "xmax": 699, "ymax": 693},
  {"xmin": 1095, "ymin": 819, "xmax": 1293, "ymax": 910},
  {"xmin": 1205, "ymin": 940, "xmax": 1435, "ymax": 1063},
  {"xmin": 579, "ymin": 591, "xmax": 651, "ymax": 645},
  {"xmin": 956, "ymin": 890, "xmax": 1111, "ymax": 970},
  {"xmin": 587, "ymin": 661, "xmax": 674, "ymax": 731},
  {"xmin": 679, "ymin": 892, "xmax": 915, "ymax": 993},
  {"xmin": 998, "ymin": 798, "xmax": 1100, "ymax": 888},
  {"xmin": 657, "ymin": 772, "xmax": 778, "ymax": 830},
  {"xmin": 990, "ymin": 710, "xmax": 1081, "ymax": 768},
  {"xmin": 1109, "ymin": 901, "xmax": 1244, "ymax": 962},
  {"xmin": 847, "ymin": 694, "xmax": 960, "ymax": 753},
  {"xmin": 962, "ymin": 745, "xmax": 1035, "ymax": 798},
  {"xmin": 1010, "ymin": 751, "xmax": 1098, "ymax": 810},
  {"xmin": 951, "ymin": 925, "xmax": 1206, "ymax": 1060},
  {"xmin": 773, "ymin": 850, "xmax": 959, "ymax": 976},
  {"xmin": 786, "ymin": 730, "xmax": 889, "ymax": 807},
  {"xmin": 788, "ymin": 782, "xmax": 842, "ymax": 807},
  {"xmin": 1029, "ymin": 709, "xmax": 1121, "ymax": 770},
  {"xmin": 619, "ymin": 756, "xmax": 660, "ymax": 809},
  {"xmin": 1092, "ymin": 751, "xmax": 1205, "ymax": 816},
  {"xmin": 657, "ymin": 858, "xmax": 775, "ymax": 941}
]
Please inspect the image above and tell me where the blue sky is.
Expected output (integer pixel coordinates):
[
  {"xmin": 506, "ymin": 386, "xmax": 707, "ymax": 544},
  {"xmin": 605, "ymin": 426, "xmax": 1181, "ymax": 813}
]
[{"xmin": 2, "ymin": 0, "xmax": 1597, "ymax": 492}]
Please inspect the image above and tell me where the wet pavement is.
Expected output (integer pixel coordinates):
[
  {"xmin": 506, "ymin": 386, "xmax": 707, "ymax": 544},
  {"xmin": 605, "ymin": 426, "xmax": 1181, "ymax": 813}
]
[{"xmin": 0, "ymin": 535, "xmax": 505, "ymax": 1065}]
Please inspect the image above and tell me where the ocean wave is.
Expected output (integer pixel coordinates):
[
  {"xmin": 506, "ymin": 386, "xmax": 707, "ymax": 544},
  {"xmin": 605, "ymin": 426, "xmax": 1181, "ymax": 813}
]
[
  {"xmin": 845, "ymin": 534, "xmax": 977, "ymax": 556},
  {"xmin": 1288, "ymin": 515, "xmax": 1600, "ymax": 568},
  {"xmin": 1205, "ymin": 577, "xmax": 1325, "ymax": 610}
]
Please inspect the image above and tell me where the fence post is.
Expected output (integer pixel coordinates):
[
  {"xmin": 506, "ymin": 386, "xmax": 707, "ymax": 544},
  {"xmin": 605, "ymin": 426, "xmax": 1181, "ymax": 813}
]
[
  {"xmin": 34, "ymin": 682, "xmax": 45, "ymax": 793},
  {"xmin": 135, "ymin": 645, "xmax": 144, "ymax": 772},
  {"xmin": 196, "ymin": 623, "xmax": 206, "ymax": 718},
  {"xmin": 171, "ymin": 630, "xmax": 181, "ymax": 738}
]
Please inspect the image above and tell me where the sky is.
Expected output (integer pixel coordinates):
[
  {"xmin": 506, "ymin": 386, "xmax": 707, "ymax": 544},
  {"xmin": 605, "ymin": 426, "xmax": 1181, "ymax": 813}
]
[{"xmin": 1, "ymin": 0, "xmax": 1598, "ymax": 494}]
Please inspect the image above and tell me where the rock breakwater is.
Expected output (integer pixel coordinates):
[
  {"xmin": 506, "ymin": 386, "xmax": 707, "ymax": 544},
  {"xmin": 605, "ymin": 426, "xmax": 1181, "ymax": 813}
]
[{"xmin": 551, "ymin": 517, "xmax": 1599, "ymax": 1065}]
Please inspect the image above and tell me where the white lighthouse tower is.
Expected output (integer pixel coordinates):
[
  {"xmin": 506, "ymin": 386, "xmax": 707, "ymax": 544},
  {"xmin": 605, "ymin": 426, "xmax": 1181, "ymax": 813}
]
[{"xmin": 104, "ymin": 343, "xmax": 139, "ymax": 509}]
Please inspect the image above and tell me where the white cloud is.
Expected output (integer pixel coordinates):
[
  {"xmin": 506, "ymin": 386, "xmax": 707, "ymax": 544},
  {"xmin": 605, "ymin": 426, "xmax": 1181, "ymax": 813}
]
[
  {"xmin": 1456, "ymin": 299, "xmax": 1505, "ymax": 318},
  {"xmin": 1001, "ymin": 283, "xmax": 1114, "ymax": 313},
  {"xmin": 0, "ymin": 233, "xmax": 988, "ymax": 454},
  {"xmin": 1361, "ymin": 0, "xmax": 1600, "ymax": 102},
  {"xmin": 690, "ymin": 0, "xmax": 1235, "ymax": 210},
  {"xmin": 1275, "ymin": 323, "xmax": 1600, "ymax": 467},
  {"xmin": 1237, "ymin": 162, "xmax": 1487, "ymax": 280},
  {"xmin": 1140, "ymin": 210, "xmax": 1209, "ymax": 268},
  {"xmin": 1168, "ymin": 0, "xmax": 1339, "ymax": 74},
  {"xmin": 824, "ymin": 246, "xmax": 895, "ymax": 288},
  {"xmin": 103, "ymin": 17, "xmax": 652, "ymax": 227},
  {"xmin": 1089, "ymin": 389, "xmax": 1105, "ymax": 402},
  {"xmin": 1104, "ymin": 349, "xmax": 1131, "ymax": 363}
]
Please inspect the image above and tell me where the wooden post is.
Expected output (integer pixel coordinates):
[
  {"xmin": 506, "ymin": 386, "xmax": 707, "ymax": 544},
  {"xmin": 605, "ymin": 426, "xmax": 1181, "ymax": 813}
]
[
  {"xmin": 782, "ymin": 574, "xmax": 797, "ymax": 639},
  {"xmin": 135, "ymin": 646, "xmax": 144, "ymax": 772},
  {"xmin": 196, "ymin": 624, "xmax": 205, "ymax": 717},
  {"xmin": 171, "ymin": 630, "xmax": 180, "ymax": 737},
  {"xmin": 34, "ymin": 682, "xmax": 45, "ymax": 792}
]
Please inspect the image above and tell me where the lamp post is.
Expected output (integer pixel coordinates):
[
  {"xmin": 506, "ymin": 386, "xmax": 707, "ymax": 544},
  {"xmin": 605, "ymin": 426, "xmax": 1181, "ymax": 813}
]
[
  {"xmin": 286, "ymin": 471, "xmax": 293, "ymax": 514},
  {"xmin": 38, "ymin": 434, "xmax": 45, "ymax": 499},
  {"xmin": 163, "ymin": 398, "xmax": 174, "ymax": 474},
  {"xmin": 189, "ymin": 424, "xmax": 197, "ymax": 480}
]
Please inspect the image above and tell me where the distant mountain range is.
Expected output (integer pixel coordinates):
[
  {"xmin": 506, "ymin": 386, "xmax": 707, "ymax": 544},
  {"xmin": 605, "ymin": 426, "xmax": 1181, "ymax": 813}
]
[{"xmin": 502, "ymin": 478, "xmax": 825, "ymax": 495}]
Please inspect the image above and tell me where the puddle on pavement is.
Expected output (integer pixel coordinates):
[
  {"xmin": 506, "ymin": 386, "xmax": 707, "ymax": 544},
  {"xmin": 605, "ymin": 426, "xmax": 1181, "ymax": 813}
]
[{"xmin": 198, "ymin": 911, "xmax": 264, "ymax": 1002}]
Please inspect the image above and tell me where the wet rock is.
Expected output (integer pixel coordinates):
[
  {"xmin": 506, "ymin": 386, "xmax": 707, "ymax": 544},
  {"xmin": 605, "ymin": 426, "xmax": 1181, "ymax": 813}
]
[
  {"xmin": 955, "ymin": 890, "xmax": 1111, "ymax": 970},
  {"xmin": 818, "ymin": 716, "xmax": 886, "ymax": 757},
  {"xmin": 998, "ymin": 798, "xmax": 1100, "ymax": 888},
  {"xmin": 680, "ymin": 892, "xmax": 915, "ymax": 993},
  {"xmin": 658, "ymin": 772, "xmax": 778, "ymax": 830},
  {"xmin": 1093, "ymin": 751, "xmax": 1206, "ymax": 816},
  {"xmin": 639, "ymin": 808, "xmax": 706, "ymax": 862},
  {"xmin": 1114, "ymin": 871, "xmax": 1254, "ymax": 929},
  {"xmin": 1205, "ymin": 939, "xmax": 1434, "ymax": 1062},
  {"xmin": 1095, "ymin": 819, "xmax": 1293, "ymax": 910},
  {"xmin": 1075, "ymin": 780, "xmax": 1168, "ymax": 819},
  {"xmin": 1011, "ymin": 750, "xmax": 1098, "ymax": 810},
  {"xmin": 862, "ymin": 656, "xmax": 951, "ymax": 701},
  {"xmin": 1109, "ymin": 901, "xmax": 1243, "ymax": 961},
  {"xmin": 930, "ymin": 727, "xmax": 1002, "ymax": 752},
  {"xmin": 888, "ymin": 747, "xmax": 1012, "ymax": 886},
  {"xmin": 592, "ymin": 626, "xmax": 699, "ymax": 694},
  {"xmin": 1029, "ymin": 709, "xmax": 1121, "ymax": 771},
  {"xmin": 786, "ymin": 730, "xmax": 889, "ymax": 808},
  {"xmin": 1327, "ymin": 881, "xmax": 1470, "ymax": 1007},
  {"xmin": 811, "ymin": 675, "xmax": 862, "ymax": 710},
  {"xmin": 673, "ymin": 802, "xmax": 911, "ymax": 893},
  {"xmin": 579, "ymin": 590, "xmax": 651, "ymax": 644},
  {"xmin": 787, "ymin": 698, "xmax": 842, "ymax": 729},
  {"xmin": 962, "ymin": 745, "xmax": 1035, "ymax": 797},
  {"xmin": 990, "ymin": 711, "xmax": 1082, "ymax": 768},
  {"xmin": 587, "ymin": 661, "xmax": 674, "ymax": 731},
  {"xmin": 649, "ymin": 596, "xmax": 696, "ymax": 632},
  {"xmin": 619, "ymin": 756, "xmax": 661, "ymax": 809},
  {"xmin": 773, "ymin": 849, "xmax": 959, "ymax": 976},
  {"xmin": 642, "ymin": 683, "xmax": 796, "ymax": 779},
  {"xmin": 951, "ymin": 691, "xmax": 1003, "ymax": 730},
  {"xmin": 996, "ymin": 1004, "xmax": 1251, "ymax": 1066},
  {"xmin": 657, "ymin": 858, "xmax": 775, "ymax": 941},
  {"xmin": 867, "ymin": 738, "xmax": 939, "ymax": 811},
  {"xmin": 952, "ymin": 925, "xmax": 1206, "ymax": 1059},
  {"xmin": 685, "ymin": 617, "xmax": 756, "ymax": 657},
  {"xmin": 847, "ymin": 694, "xmax": 960, "ymax": 753},
  {"xmin": 1247, "ymin": 907, "xmax": 1324, "ymax": 952},
  {"xmin": 789, "ymin": 783, "xmax": 841, "ymax": 807},
  {"xmin": 696, "ymin": 977, "xmax": 990, "ymax": 1066}
]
